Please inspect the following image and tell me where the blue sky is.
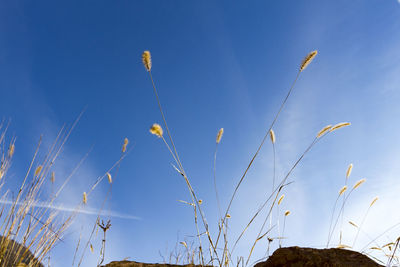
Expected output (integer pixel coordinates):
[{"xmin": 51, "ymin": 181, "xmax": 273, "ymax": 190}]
[{"xmin": 1, "ymin": 0, "xmax": 400, "ymax": 266}]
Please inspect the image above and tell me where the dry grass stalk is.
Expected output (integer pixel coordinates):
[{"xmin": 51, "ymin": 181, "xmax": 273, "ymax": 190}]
[
  {"xmin": 339, "ymin": 185, "xmax": 348, "ymax": 196},
  {"xmin": 269, "ymin": 129, "xmax": 275, "ymax": 144},
  {"xmin": 50, "ymin": 172, "xmax": 55, "ymax": 183},
  {"xmin": 142, "ymin": 51, "xmax": 152, "ymax": 71},
  {"xmin": 278, "ymin": 194, "xmax": 285, "ymax": 205},
  {"xmin": 370, "ymin": 196, "xmax": 378, "ymax": 207},
  {"xmin": 150, "ymin": 123, "xmax": 163, "ymax": 138},
  {"xmin": 349, "ymin": 221, "xmax": 359, "ymax": 228},
  {"xmin": 316, "ymin": 125, "xmax": 332, "ymax": 138},
  {"xmin": 8, "ymin": 144, "xmax": 15, "ymax": 158},
  {"xmin": 122, "ymin": 138, "xmax": 129, "ymax": 153},
  {"xmin": 330, "ymin": 122, "xmax": 351, "ymax": 132},
  {"xmin": 346, "ymin": 164, "xmax": 353, "ymax": 179},
  {"xmin": 106, "ymin": 173, "xmax": 112, "ymax": 184},
  {"xmin": 353, "ymin": 179, "xmax": 366, "ymax": 190},
  {"xmin": 34, "ymin": 166, "xmax": 42, "ymax": 176},
  {"xmin": 300, "ymin": 50, "xmax": 318, "ymax": 72},
  {"xmin": 216, "ymin": 128, "xmax": 224, "ymax": 144},
  {"xmin": 83, "ymin": 192, "xmax": 87, "ymax": 204}
]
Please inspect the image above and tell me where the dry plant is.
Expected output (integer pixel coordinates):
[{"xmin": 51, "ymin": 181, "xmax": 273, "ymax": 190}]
[
  {"xmin": 142, "ymin": 49, "xmax": 356, "ymax": 266},
  {"xmin": 0, "ymin": 116, "xmax": 129, "ymax": 267},
  {"xmin": 143, "ymin": 48, "xmax": 400, "ymax": 266}
]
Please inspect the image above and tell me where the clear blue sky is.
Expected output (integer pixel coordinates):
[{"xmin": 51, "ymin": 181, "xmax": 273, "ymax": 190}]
[{"xmin": 1, "ymin": 0, "xmax": 400, "ymax": 266}]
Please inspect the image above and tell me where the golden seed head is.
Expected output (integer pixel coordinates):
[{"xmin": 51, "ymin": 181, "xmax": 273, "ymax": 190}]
[
  {"xmin": 8, "ymin": 144, "xmax": 15, "ymax": 158},
  {"xmin": 284, "ymin": 210, "xmax": 291, "ymax": 216},
  {"xmin": 180, "ymin": 241, "xmax": 188, "ymax": 248},
  {"xmin": 269, "ymin": 129, "xmax": 276, "ymax": 144},
  {"xmin": 370, "ymin": 196, "xmax": 378, "ymax": 207},
  {"xmin": 383, "ymin": 242, "xmax": 395, "ymax": 248},
  {"xmin": 370, "ymin": 247, "xmax": 381, "ymax": 250},
  {"xmin": 198, "ymin": 199, "xmax": 203, "ymax": 205},
  {"xmin": 90, "ymin": 243, "xmax": 94, "ymax": 253},
  {"xmin": 122, "ymin": 138, "xmax": 129, "ymax": 153},
  {"xmin": 348, "ymin": 221, "xmax": 358, "ymax": 228},
  {"xmin": 107, "ymin": 172, "xmax": 112, "ymax": 184},
  {"xmin": 34, "ymin": 165, "xmax": 42, "ymax": 176},
  {"xmin": 51, "ymin": 171, "xmax": 55, "ymax": 183},
  {"xmin": 142, "ymin": 51, "xmax": 152, "ymax": 71},
  {"xmin": 330, "ymin": 122, "xmax": 351, "ymax": 132},
  {"xmin": 83, "ymin": 192, "xmax": 87, "ymax": 204},
  {"xmin": 278, "ymin": 194, "xmax": 285, "ymax": 205},
  {"xmin": 346, "ymin": 163, "xmax": 353, "ymax": 179},
  {"xmin": 353, "ymin": 178, "xmax": 366, "ymax": 190},
  {"xmin": 300, "ymin": 50, "xmax": 318, "ymax": 72},
  {"xmin": 339, "ymin": 185, "xmax": 348, "ymax": 196},
  {"xmin": 149, "ymin": 123, "xmax": 163, "ymax": 138},
  {"xmin": 216, "ymin": 128, "xmax": 224, "ymax": 144},
  {"xmin": 316, "ymin": 125, "xmax": 332, "ymax": 138},
  {"xmin": 226, "ymin": 214, "xmax": 231, "ymax": 219}
]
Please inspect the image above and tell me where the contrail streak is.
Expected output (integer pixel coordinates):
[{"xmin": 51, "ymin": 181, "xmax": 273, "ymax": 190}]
[{"xmin": 0, "ymin": 199, "xmax": 141, "ymax": 220}]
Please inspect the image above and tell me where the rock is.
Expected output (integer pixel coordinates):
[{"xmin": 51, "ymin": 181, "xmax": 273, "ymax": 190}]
[
  {"xmin": 0, "ymin": 236, "xmax": 43, "ymax": 267},
  {"xmin": 254, "ymin": 246, "xmax": 384, "ymax": 267}
]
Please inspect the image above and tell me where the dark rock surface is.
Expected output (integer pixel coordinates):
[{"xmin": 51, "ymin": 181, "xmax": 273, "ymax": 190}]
[
  {"xmin": 103, "ymin": 246, "xmax": 385, "ymax": 267},
  {"xmin": 0, "ymin": 236, "xmax": 43, "ymax": 267},
  {"xmin": 255, "ymin": 246, "xmax": 384, "ymax": 267}
]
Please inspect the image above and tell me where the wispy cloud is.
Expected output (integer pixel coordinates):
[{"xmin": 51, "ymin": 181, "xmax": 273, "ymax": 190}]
[{"xmin": 0, "ymin": 199, "xmax": 141, "ymax": 220}]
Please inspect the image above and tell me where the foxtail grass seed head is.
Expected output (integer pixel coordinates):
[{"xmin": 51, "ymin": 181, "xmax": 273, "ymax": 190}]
[
  {"xmin": 349, "ymin": 221, "xmax": 358, "ymax": 228},
  {"xmin": 226, "ymin": 214, "xmax": 231, "ymax": 219},
  {"xmin": 316, "ymin": 125, "xmax": 332, "ymax": 138},
  {"xmin": 34, "ymin": 165, "xmax": 42, "ymax": 176},
  {"xmin": 149, "ymin": 123, "xmax": 163, "ymax": 137},
  {"xmin": 370, "ymin": 196, "xmax": 379, "ymax": 207},
  {"xmin": 216, "ymin": 128, "xmax": 224, "ymax": 144},
  {"xmin": 339, "ymin": 185, "xmax": 348, "ymax": 196},
  {"xmin": 142, "ymin": 51, "xmax": 152, "ymax": 71},
  {"xmin": 8, "ymin": 144, "xmax": 15, "ymax": 157},
  {"xmin": 180, "ymin": 241, "xmax": 188, "ymax": 248},
  {"xmin": 90, "ymin": 244, "xmax": 94, "ymax": 253},
  {"xmin": 300, "ymin": 50, "xmax": 318, "ymax": 72},
  {"xmin": 284, "ymin": 210, "xmax": 291, "ymax": 216},
  {"xmin": 269, "ymin": 129, "xmax": 276, "ymax": 144},
  {"xmin": 83, "ymin": 192, "xmax": 87, "ymax": 204},
  {"xmin": 198, "ymin": 199, "xmax": 203, "ymax": 205},
  {"xmin": 107, "ymin": 172, "xmax": 112, "ymax": 184},
  {"xmin": 278, "ymin": 194, "xmax": 285, "ymax": 205},
  {"xmin": 330, "ymin": 122, "xmax": 351, "ymax": 132},
  {"xmin": 337, "ymin": 244, "xmax": 351, "ymax": 249},
  {"xmin": 346, "ymin": 164, "xmax": 353, "ymax": 179},
  {"xmin": 353, "ymin": 178, "xmax": 366, "ymax": 190},
  {"xmin": 370, "ymin": 247, "xmax": 381, "ymax": 250},
  {"xmin": 122, "ymin": 138, "xmax": 129, "ymax": 153},
  {"xmin": 51, "ymin": 171, "xmax": 55, "ymax": 183}
]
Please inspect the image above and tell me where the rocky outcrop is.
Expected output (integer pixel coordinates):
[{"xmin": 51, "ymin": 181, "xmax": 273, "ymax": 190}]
[
  {"xmin": 254, "ymin": 246, "xmax": 384, "ymax": 267},
  {"xmin": 0, "ymin": 236, "xmax": 43, "ymax": 267},
  {"xmin": 103, "ymin": 246, "xmax": 384, "ymax": 267}
]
